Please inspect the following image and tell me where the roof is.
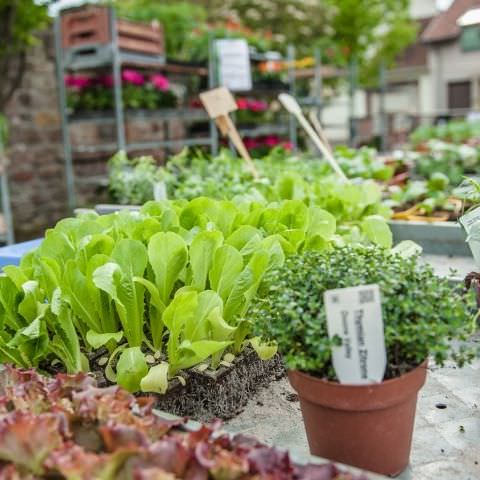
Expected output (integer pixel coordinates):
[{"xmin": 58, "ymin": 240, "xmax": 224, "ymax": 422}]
[{"xmin": 422, "ymin": 0, "xmax": 480, "ymax": 43}]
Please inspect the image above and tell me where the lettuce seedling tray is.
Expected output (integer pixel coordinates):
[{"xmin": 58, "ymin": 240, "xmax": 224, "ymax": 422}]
[
  {"xmin": 95, "ymin": 348, "xmax": 285, "ymax": 423},
  {"xmin": 389, "ymin": 219, "xmax": 471, "ymax": 257}
]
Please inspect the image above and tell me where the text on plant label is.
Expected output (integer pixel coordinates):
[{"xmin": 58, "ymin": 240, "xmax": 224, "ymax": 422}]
[{"xmin": 324, "ymin": 284, "xmax": 387, "ymax": 385}]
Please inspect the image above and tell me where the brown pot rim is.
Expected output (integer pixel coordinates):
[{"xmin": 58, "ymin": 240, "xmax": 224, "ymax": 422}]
[{"xmin": 288, "ymin": 360, "xmax": 428, "ymax": 412}]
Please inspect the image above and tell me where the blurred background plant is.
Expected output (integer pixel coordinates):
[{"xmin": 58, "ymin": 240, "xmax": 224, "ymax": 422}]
[
  {"xmin": 0, "ymin": 0, "xmax": 51, "ymax": 114},
  {"xmin": 113, "ymin": 0, "xmax": 415, "ymax": 84}
]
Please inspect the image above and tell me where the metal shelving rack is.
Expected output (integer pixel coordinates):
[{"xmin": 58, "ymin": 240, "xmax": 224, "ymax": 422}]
[
  {"xmin": 209, "ymin": 43, "xmax": 324, "ymax": 152},
  {"xmin": 0, "ymin": 137, "xmax": 14, "ymax": 245},
  {"xmin": 54, "ymin": 7, "xmax": 217, "ymax": 212},
  {"xmin": 55, "ymin": 5, "xmax": 325, "ymax": 211}
]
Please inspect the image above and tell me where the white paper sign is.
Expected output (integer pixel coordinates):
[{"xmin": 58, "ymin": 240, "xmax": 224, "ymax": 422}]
[
  {"xmin": 324, "ymin": 284, "xmax": 387, "ymax": 385},
  {"xmin": 153, "ymin": 181, "xmax": 167, "ymax": 201},
  {"xmin": 215, "ymin": 39, "xmax": 252, "ymax": 92},
  {"xmin": 459, "ymin": 207, "xmax": 480, "ymax": 267},
  {"xmin": 459, "ymin": 206, "xmax": 480, "ymax": 234}
]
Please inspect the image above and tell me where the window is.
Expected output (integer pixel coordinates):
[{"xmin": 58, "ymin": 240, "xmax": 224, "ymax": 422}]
[
  {"xmin": 460, "ymin": 25, "xmax": 480, "ymax": 51},
  {"xmin": 448, "ymin": 81, "xmax": 471, "ymax": 110}
]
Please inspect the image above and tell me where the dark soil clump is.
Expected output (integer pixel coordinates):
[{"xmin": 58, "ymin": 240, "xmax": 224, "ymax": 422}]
[{"xmin": 152, "ymin": 350, "xmax": 285, "ymax": 422}]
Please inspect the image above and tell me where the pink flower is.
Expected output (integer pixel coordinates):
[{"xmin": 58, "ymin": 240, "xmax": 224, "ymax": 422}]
[
  {"xmin": 122, "ymin": 69, "xmax": 145, "ymax": 86},
  {"xmin": 264, "ymin": 135, "xmax": 281, "ymax": 147},
  {"xmin": 99, "ymin": 74, "xmax": 114, "ymax": 88},
  {"xmin": 64, "ymin": 74, "xmax": 76, "ymax": 87},
  {"xmin": 151, "ymin": 74, "xmax": 170, "ymax": 91},
  {"xmin": 244, "ymin": 138, "xmax": 259, "ymax": 149},
  {"xmin": 282, "ymin": 141, "xmax": 293, "ymax": 151},
  {"xmin": 248, "ymin": 100, "xmax": 268, "ymax": 112},
  {"xmin": 65, "ymin": 74, "xmax": 91, "ymax": 90},
  {"xmin": 236, "ymin": 98, "xmax": 248, "ymax": 110}
]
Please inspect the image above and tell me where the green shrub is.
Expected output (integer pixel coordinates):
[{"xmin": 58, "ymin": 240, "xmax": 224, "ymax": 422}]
[{"xmin": 250, "ymin": 245, "xmax": 478, "ymax": 380}]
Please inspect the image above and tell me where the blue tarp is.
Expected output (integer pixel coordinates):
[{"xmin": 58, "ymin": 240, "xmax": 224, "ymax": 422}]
[{"xmin": 0, "ymin": 239, "xmax": 43, "ymax": 269}]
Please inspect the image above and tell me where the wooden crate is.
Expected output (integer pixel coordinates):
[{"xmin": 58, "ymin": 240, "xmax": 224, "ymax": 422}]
[{"xmin": 60, "ymin": 5, "xmax": 164, "ymax": 56}]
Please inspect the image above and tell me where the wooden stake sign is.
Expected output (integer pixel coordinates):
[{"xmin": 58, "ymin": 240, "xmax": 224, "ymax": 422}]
[
  {"xmin": 309, "ymin": 110, "xmax": 334, "ymax": 154},
  {"xmin": 200, "ymin": 87, "xmax": 259, "ymax": 179},
  {"xmin": 278, "ymin": 93, "xmax": 348, "ymax": 181}
]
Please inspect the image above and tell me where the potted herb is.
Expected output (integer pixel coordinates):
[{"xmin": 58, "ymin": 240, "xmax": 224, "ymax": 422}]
[{"xmin": 250, "ymin": 246, "xmax": 477, "ymax": 475}]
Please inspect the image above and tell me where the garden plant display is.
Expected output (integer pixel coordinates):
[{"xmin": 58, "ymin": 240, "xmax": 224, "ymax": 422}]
[
  {"xmin": 108, "ymin": 147, "xmax": 399, "ymax": 206},
  {"xmin": 410, "ymin": 119, "xmax": 480, "ymax": 148},
  {"xmin": 250, "ymin": 245, "xmax": 478, "ymax": 475},
  {"xmin": 66, "ymin": 70, "xmax": 177, "ymax": 114},
  {"xmin": 243, "ymin": 135, "xmax": 293, "ymax": 156},
  {"xmin": 334, "ymin": 145, "xmax": 396, "ymax": 182},
  {"xmin": 0, "ymin": 191, "xmax": 390, "ymax": 398},
  {"xmin": 386, "ymin": 172, "xmax": 463, "ymax": 222},
  {"xmin": 235, "ymin": 97, "xmax": 271, "ymax": 125},
  {"xmin": 0, "ymin": 366, "xmax": 367, "ymax": 480},
  {"xmin": 408, "ymin": 140, "xmax": 480, "ymax": 185},
  {"xmin": 109, "ymin": 151, "xmax": 165, "ymax": 205}
]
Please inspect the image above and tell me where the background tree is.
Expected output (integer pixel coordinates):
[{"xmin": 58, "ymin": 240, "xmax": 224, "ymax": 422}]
[
  {"xmin": 196, "ymin": 0, "xmax": 329, "ymax": 53},
  {"xmin": 323, "ymin": 0, "xmax": 418, "ymax": 81},
  {"xmin": 115, "ymin": 0, "xmax": 416, "ymax": 84},
  {"xmin": 204, "ymin": 0, "xmax": 416, "ymax": 84},
  {"xmin": 0, "ymin": 0, "xmax": 51, "ymax": 114},
  {"xmin": 115, "ymin": 1, "xmax": 207, "ymax": 60}
]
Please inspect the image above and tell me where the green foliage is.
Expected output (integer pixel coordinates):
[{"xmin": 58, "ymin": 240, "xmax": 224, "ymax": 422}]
[
  {"xmin": 109, "ymin": 148, "xmax": 392, "ymax": 246},
  {"xmin": 411, "ymin": 140, "xmax": 480, "ymax": 185},
  {"xmin": 385, "ymin": 173, "xmax": 458, "ymax": 217},
  {"xmin": 108, "ymin": 151, "xmax": 164, "ymax": 205},
  {"xmin": 454, "ymin": 177, "xmax": 480, "ymax": 205},
  {"xmin": 250, "ymin": 246, "xmax": 478, "ymax": 380},
  {"xmin": 410, "ymin": 121, "xmax": 480, "ymax": 147},
  {"xmin": 0, "ymin": 1, "xmax": 49, "ymax": 53},
  {"xmin": 0, "ymin": 1, "xmax": 50, "ymax": 111},
  {"xmin": 115, "ymin": 1, "xmax": 207, "ymax": 59},
  {"xmin": 115, "ymin": 0, "xmax": 414, "ymax": 76},
  {"xmin": 0, "ymin": 192, "xmax": 388, "ymax": 392},
  {"xmin": 323, "ymin": 0, "xmax": 417, "ymax": 82},
  {"xmin": 334, "ymin": 145, "xmax": 394, "ymax": 181},
  {"xmin": 202, "ymin": 0, "xmax": 327, "ymax": 55}
]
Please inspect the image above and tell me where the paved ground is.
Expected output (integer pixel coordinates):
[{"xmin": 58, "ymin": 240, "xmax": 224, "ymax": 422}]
[
  {"xmin": 423, "ymin": 254, "xmax": 475, "ymax": 282},
  {"xmin": 224, "ymin": 335, "xmax": 480, "ymax": 480}
]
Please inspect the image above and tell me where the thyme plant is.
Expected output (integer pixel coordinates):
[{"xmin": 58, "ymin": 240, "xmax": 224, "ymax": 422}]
[{"xmin": 250, "ymin": 246, "xmax": 478, "ymax": 380}]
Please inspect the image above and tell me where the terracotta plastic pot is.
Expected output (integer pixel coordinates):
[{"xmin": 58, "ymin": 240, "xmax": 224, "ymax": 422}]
[{"xmin": 288, "ymin": 362, "xmax": 427, "ymax": 476}]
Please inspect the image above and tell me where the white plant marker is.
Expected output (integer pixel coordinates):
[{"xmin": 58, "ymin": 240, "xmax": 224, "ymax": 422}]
[
  {"xmin": 459, "ymin": 206, "xmax": 480, "ymax": 268},
  {"xmin": 324, "ymin": 284, "xmax": 387, "ymax": 385},
  {"xmin": 278, "ymin": 93, "xmax": 348, "ymax": 181},
  {"xmin": 309, "ymin": 109, "xmax": 334, "ymax": 154},
  {"xmin": 153, "ymin": 181, "xmax": 167, "ymax": 201},
  {"xmin": 200, "ymin": 87, "xmax": 259, "ymax": 179}
]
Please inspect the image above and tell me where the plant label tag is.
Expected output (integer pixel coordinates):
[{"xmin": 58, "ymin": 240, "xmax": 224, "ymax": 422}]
[
  {"xmin": 460, "ymin": 207, "xmax": 480, "ymax": 267},
  {"xmin": 153, "ymin": 181, "xmax": 167, "ymax": 201},
  {"xmin": 459, "ymin": 206, "xmax": 480, "ymax": 234},
  {"xmin": 199, "ymin": 87, "xmax": 238, "ymax": 119},
  {"xmin": 324, "ymin": 284, "xmax": 386, "ymax": 385},
  {"xmin": 215, "ymin": 38, "xmax": 252, "ymax": 92}
]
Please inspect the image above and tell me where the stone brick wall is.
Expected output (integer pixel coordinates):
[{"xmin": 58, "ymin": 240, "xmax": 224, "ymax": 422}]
[
  {"xmin": 5, "ymin": 28, "xmax": 191, "ymax": 240},
  {"xmin": 6, "ymin": 30, "xmax": 69, "ymax": 241}
]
